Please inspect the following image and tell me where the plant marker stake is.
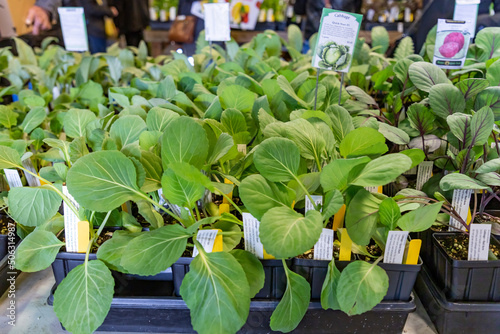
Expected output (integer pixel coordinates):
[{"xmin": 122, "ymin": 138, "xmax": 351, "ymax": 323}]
[
  {"xmin": 314, "ymin": 69, "xmax": 320, "ymax": 110},
  {"xmin": 332, "ymin": 204, "xmax": 346, "ymax": 231},
  {"xmin": 222, "ymin": 178, "xmax": 233, "ymax": 204},
  {"xmin": 339, "ymin": 72, "xmax": 345, "ymax": 106},
  {"xmin": 404, "ymin": 239, "xmax": 421, "ymax": 265},
  {"xmin": 339, "ymin": 228, "xmax": 352, "ymax": 261},
  {"xmin": 77, "ymin": 221, "xmax": 90, "ymax": 253},
  {"xmin": 219, "ymin": 203, "xmax": 230, "ymax": 214}
]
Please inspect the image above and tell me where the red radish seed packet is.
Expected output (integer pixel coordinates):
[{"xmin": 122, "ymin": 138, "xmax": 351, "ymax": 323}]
[{"xmin": 433, "ymin": 19, "xmax": 471, "ymax": 69}]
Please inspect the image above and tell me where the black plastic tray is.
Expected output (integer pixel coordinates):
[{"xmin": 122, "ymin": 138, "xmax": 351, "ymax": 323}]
[
  {"xmin": 415, "ymin": 265, "xmax": 500, "ymax": 334},
  {"xmin": 431, "ymin": 232, "xmax": 500, "ymax": 301}
]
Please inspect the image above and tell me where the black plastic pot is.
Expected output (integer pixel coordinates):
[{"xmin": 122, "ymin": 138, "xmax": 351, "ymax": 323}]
[
  {"xmin": 293, "ymin": 257, "xmax": 421, "ymax": 301},
  {"xmin": 431, "ymin": 232, "xmax": 500, "ymax": 301},
  {"xmin": 415, "ymin": 265, "xmax": 500, "ymax": 334},
  {"xmin": 172, "ymin": 257, "xmax": 291, "ymax": 299}
]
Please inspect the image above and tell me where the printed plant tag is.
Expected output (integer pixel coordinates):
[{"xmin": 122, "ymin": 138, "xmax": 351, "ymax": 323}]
[
  {"xmin": 449, "ymin": 189, "xmax": 473, "ymax": 231},
  {"xmin": 313, "ymin": 228, "xmax": 334, "ymax": 261},
  {"xmin": 305, "ymin": 195, "xmax": 323, "ymax": 213},
  {"xmin": 312, "ymin": 9, "xmax": 363, "ymax": 72},
  {"xmin": 339, "ymin": 228, "xmax": 352, "ymax": 261},
  {"xmin": 243, "ymin": 212, "xmax": 264, "ymax": 259},
  {"xmin": 193, "ymin": 229, "xmax": 220, "ymax": 257},
  {"xmin": 4, "ymin": 169, "xmax": 23, "ymax": 188},
  {"xmin": 365, "ymin": 186, "xmax": 383, "ymax": 193},
  {"xmin": 237, "ymin": 144, "xmax": 247, "ymax": 155},
  {"xmin": 58, "ymin": 7, "xmax": 89, "ymax": 52},
  {"xmin": 204, "ymin": 3, "xmax": 231, "ymax": 41},
  {"xmin": 333, "ymin": 204, "xmax": 346, "ymax": 231},
  {"xmin": 77, "ymin": 221, "xmax": 90, "ymax": 253},
  {"xmin": 404, "ymin": 239, "xmax": 422, "ymax": 265},
  {"xmin": 21, "ymin": 158, "xmax": 41, "ymax": 187},
  {"xmin": 416, "ymin": 161, "xmax": 433, "ymax": 191},
  {"xmin": 468, "ymin": 224, "xmax": 491, "ymax": 261},
  {"xmin": 63, "ymin": 186, "xmax": 81, "ymax": 253},
  {"xmin": 454, "ymin": 1, "xmax": 479, "ymax": 38},
  {"xmin": 433, "ymin": 19, "xmax": 471, "ymax": 69},
  {"xmin": 384, "ymin": 231, "xmax": 409, "ymax": 264}
]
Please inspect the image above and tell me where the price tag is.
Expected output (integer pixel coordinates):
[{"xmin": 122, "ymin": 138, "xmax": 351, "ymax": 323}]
[
  {"xmin": 416, "ymin": 161, "xmax": 433, "ymax": 191},
  {"xmin": 333, "ymin": 204, "xmax": 346, "ymax": 231},
  {"xmin": 454, "ymin": 2, "xmax": 479, "ymax": 38},
  {"xmin": 305, "ymin": 195, "xmax": 323, "ymax": 213},
  {"xmin": 63, "ymin": 186, "xmax": 81, "ymax": 252},
  {"xmin": 237, "ymin": 144, "xmax": 247, "ymax": 155},
  {"xmin": 21, "ymin": 158, "xmax": 41, "ymax": 187},
  {"xmin": 449, "ymin": 189, "xmax": 473, "ymax": 231},
  {"xmin": 243, "ymin": 213, "xmax": 265, "ymax": 259},
  {"xmin": 384, "ymin": 231, "xmax": 409, "ymax": 264},
  {"xmin": 313, "ymin": 228, "xmax": 334, "ymax": 260},
  {"xmin": 204, "ymin": 3, "xmax": 231, "ymax": 42},
  {"xmin": 4, "ymin": 169, "xmax": 22, "ymax": 188},
  {"xmin": 433, "ymin": 19, "xmax": 471, "ymax": 69},
  {"xmin": 468, "ymin": 224, "xmax": 491, "ymax": 261},
  {"xmin": 58, "ymin": 7, "xmax": 89, "ymax": 52},
  {"xmin": 339, "ymin": 228, "xmax": 352, "ymax": 261},
  {"xmin": 312, "ymin": 9, "xmax": 363, "ymax": 73},
  {"xmin": 193, "ymin": 229, "xmax": 221, "ymax": 257}
]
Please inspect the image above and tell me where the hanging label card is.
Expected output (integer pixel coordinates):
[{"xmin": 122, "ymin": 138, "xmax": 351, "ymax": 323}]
[
  {"xmin": 312, "ymin": 9, "xmax": 363, "ymax": 73},
  {"xmin": 416, "ymin": 161, "xmax": 433, "ymax": 191},
  {"xmin": 384, "ymin": 231, "xmax": 409, "ymax": 264},
  {"xmin": 63, "ymin": 185, "xmax": 81, "ymax": 252},
  {"xmin": 58, "ymin": 7, "xmax": 89, "ymax": 52},
  {"xmin": 405, "ymin": 239, "xmax": 422, "ymax": 265},
  {"xmin": 313, "ymin": 228, "xmax": 334, "ymax": 261},
  {"xmin": 449, "ymin": 189, "xmax": 473, "ymax": 231},
  {"xmin": 4, "ymin": 169, "xmax": 22, "ymax": 188},
  {"xmin": 339, "ymin": 228, "xmax": 352, "ymax": 261},
  {"xmin": 433, "ymin": 19, "xmax": 471, "ymax": 69},
  {"xmin": 21, "ymin": 158, "xmax": 41, "ymax": 187},
  {"xmin": 243, "ymin": 212, "xmax": 264, "ymax": 259},
  {"xmin": 454, "ymin": 1, "xmax": 479, "ymax": 38},
  {"xmin": 468, "ymin": 224, "xmax": 491, "ymax": 261},
  {"xmin": 305, "ymin": 195, "xmax": 323, "ymax": 213},
  {"xmin": 193, "ymin": 229, "xmax": 220, "ymax": 257},
  {"xmin": 204, "ymin": 3, "xmax": 231, "ymax": 41}
]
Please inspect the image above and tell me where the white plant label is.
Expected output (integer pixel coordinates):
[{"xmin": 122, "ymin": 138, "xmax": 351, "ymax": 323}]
[
  {"xmin": 468, "ymin": 224, "xmax": 491, "ymax": 261},
  {"xmin": 313, "ymin": 228, "xmax": 334, "ymax": 261},
  {"xmin": 157, "ymin": 188, "xmax": 166, "ymax": 206},
  {"xmin": 192, "ymin": 229, "xmax": 218, "ymax": 257},
  {"xmin": 4, "ymin": 169, "xmax": 22, "ymax": 188},
  {"xmin": 416, "ymin": 161, "xmax": 433, "ymax": 191},
  {"xmin": 21, "ymin": 158, "xmax": 41, "ymax": 187},
  {"xmin": 204, "ymin": 3, "xmax": 231, "ymax": 41},
  {"xmin": 305, "ymin": 195, "xmax": 323, "ymax": 213},
  {"xmin": 365, "ymin": 186, "xmax": 380, "ymax": 193},
  {"xmin": 63, "ymin": 185, "xmax": 80, "ymax": 252},
  {"xmin": 454, "ymin": 2, "xmax": 479, "ymax": 38},
  {"xmin": 237, "ymin": 144, "xmax": 247, "ymax": 155},
  {"xmin": 384, "ymin": 231, "xmax": 409, "ymax": 264},
  {"xmin": 243, "ymin": 212, "xmax": 264, "ymax": 259},
  {"xmin": 449, "ymin": 189, "xmax": 473, "ymax": 231},
  {"xmin": 58, "ymin": 7, "xmax": 89, "ymax": 52}
]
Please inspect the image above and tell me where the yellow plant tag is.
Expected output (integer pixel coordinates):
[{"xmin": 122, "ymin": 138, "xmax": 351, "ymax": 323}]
[
  {"xmin": 213, "ymin": 229, "xmax": 223, "ymax": 252},
  {"xmin": 263, "ymin": 248, "xmax": 275, "ymax": 259},
  {"xmin": 467, "ymin": 207, "xmax": 472, "ymax": 225},
  {"xmin": 339, "ymin": 228, "xmax": 352, "ymax": 261},
  {"xmin": 291, "ymin": 200, "xmax": 295, "ymax": 209},
  {"xmin": 121, "ymin": 202, "xmax": 130, "ymax": 213},
  {"xmin": 77, "ymin": 221, "xmax": 90, "ymax": 253},
  {"xmin": 219, "ymin": 203, "xmax": 230, "ymax": 214},
  {"xmin": 222, "ymin": 178, "xmax": 234, "ymax": 204},
  {"xmin": 39, "ymin": 175, "xmax": 50, "ymax": 186},
  {"xmin": 404, "ymin": 239, "xmax": 422, "ymax": 265},
  {"xmin": 333, "ymin": 204, "xmax": 346, "ymax": 231}
]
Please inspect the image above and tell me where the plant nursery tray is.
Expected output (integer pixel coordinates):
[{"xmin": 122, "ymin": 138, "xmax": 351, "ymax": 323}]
[
  {"xmin": 415, "ymin": 265, "xmax": 500, "ymax": 334},
  {"xmin": 48, "ymin": 281, "xmax": 416, "ymax": 334}
]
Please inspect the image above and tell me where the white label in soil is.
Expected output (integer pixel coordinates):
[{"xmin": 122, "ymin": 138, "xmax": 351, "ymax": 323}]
[
  {"xmin": 416, "ymin": 161, "xmax": 433, "ymax": 191},
  {"xmin": 4, "ymin": 169, "xmax": 22, "ymax": 188},
  {"xmin": 243, "ymin": 212, "xmax": 264, "ymax": 259},
  {"xmin": 157, "ymin": 188, "xmax": 166, "ymax": 206},
  {"xmin": 21, "ymin": 158, "xmax": 41, "ymax": 187},
  {"xmin": 63, "ymin": 186, "xmax": 80, "ymax": 252},
  {"xmin": 192, "ymin": 229, "xmax": 219, "ymax": 257},
  {"xmin": 383, "ymin": 231, "xmax": 409, "ymax": 264},
  {"xmin": 365, "ymin": 186, "xmax": 379, "ymax": 193},
  {"xmin": 204, "ymin": 3, "xmax": 231, "ymax": 41},
  {"xmin": 468, "ymin": 224, "xmax": 491, "ymax": 261},
  {"xmin": 449, "ymin": 189, "xmax": 473, "ymax": 231},
  {"xmin": 305, "ymin": 195, "xmax": 323, "ymax": 213},
  {"xmin": 237, "ymin": 144, "xmax": 247, "ymax": 155},
  {"xmin": 313, "ymin": 228, "xmax": 334, "ymax": 261}
]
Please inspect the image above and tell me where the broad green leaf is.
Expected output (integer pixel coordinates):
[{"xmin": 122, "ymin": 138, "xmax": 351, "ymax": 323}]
[
  {"xmin": 339, "ymin": 127, "xmax": 388, "ymax": 158},
  {"xmin": 221, "ymin": 108, "xmax": 247, "ymax": 135},
  {"xmin": 106, "ymin": 56, "xmax": 123, "ymax": 84},
  {"xmin": 0, "ymin": 146, "xmax": 22, "ymax": 168},
  {"xmin": 371, "ymin": 26, "xmax": 389, "ymax": 54},
  {"xmin": 400, "ymin": 149, "xmax": 426, "ymax": 169},
  {"xmin": 378, "ymin": 198, "xmax": 400, "ymax": 230},
  {"xmin": 0, "ymin": 105, "xmax": 18, "ymax": 128},
  {"xmin": 161, "ymin": 116, "xmax": 209, "ymax": 169},
  {"xmin": 63, "ymin": 108, "xmax": 97, "ymax": 138},
  {"xmin": 476, "ymin": 172, "xmax": 500, "ymax": 186},
  {"xmin": 288, "ymin": 172, "xmax": 319, "ymax": 202},
  {"xmin": 121, "ymin": 225, "xmax": 189, "ymax": 275},
  {"xmin": 476, "ymin": 158, "xmax": 500, "ymax": 173},
  {"xmin": 440, "ymin": 173, "xmax": 489, "ymax": 191},
  {"xmin": 270, "ymin": 264, "xmax": 310, "ymax": 332},
  {"xmin": 321, "ymin": 259, "xmax": 341, "ymax": 310},
  {"xmin": 14, "ymin": 37, "xmax": 37, "ymax": 66},
  {"xmin": 486, "ymin": 59, "xmax": 500, "ymax": 86},
  {"xmin": 469, "ymin": 106, "xmax": 494, "ymax": 147},
  {"xmin": 287, "ymin": 24, "xmax": 303, "ymax": 52},
  {"xmin": 378, "ymin": 123, "xmax": 410, "ymax": 145},
  {"xmin": 409, "ymin": 62, "xmax": 449, "ymax": 92},
  {"xmin": 394, "ymin": 36, "xmax": 414, "ymax": 60},
  {"xmin": 351, "ymin": 154, "xmax": 412, "ymax": 187},
  {"xmin": 139, "ymin": 130, "xmax": 161, "ymax": 151},
  {"xmin": 161, "ymin": 167, "xmax": 205, "ymax": 209},
  {"xmin": 285, "ymin": 118, "xmax": 326, "ymax": 162},
  {"xmin": 320, "ymin": 157, "xmax": 370, "ymax": 192},
  {"xmin": 8, "ymin": 186, "xmax": 62, "ymax": 227},
  {"xmin": 407, "ymin": 104, "xmax": 434, "ymax": 135},
  {"xmin": 455, "ymin": 78, "xmax": 489, "ymax": 101},
  {"xmin": 260, "ymin": 207, "xmax": 323, "ymax": 258},
  {"xmin": 447, "ymin": 113, "xmax": 471, "ymax": 146},
  {"xmin": 337, "ymin": 261, "xmax": 389, "ymax": 316},
  {"xmin": 230, "ymin": 249, "xmax": 265, "ymax": 298},
  {"xmin": 253, "ymin": 137, "xmax": 300, "ymax": 182},
  {"xmin": 180, "ymin": 250, "xmax": 250, "ymax": 334},
  {"xmin": 218, "ymin": 85, "xmax": 256, "ymax": 113},
  {"xmin": 322, "ymin": 189, "xmax": 343, "ymax": 221},
  {"xmin": 146, "ymin": 107, "xmax": 180, "ymax": 132},
  {"xmin": 66, "ymin": 151, "xmax": 141, "ymax": 212},
  {"xmin": 207, "ymin": 133, "xmax": 234, "ymax": 165},
  {"xmin": 475, "ymin": 27, "xmax": 500, "ymax": 61},
  {"xmin": 346, "ymin": 86, "xmax": 377, "ymax": 105},
  {"xmin": 345, "ymin": 189, "xmax": 382, "ymax": 246},
  {"xmin": 140, "ymin": 151, "xmax": 162, "ymax": 192},
  {"xmin": 397, "ymin": 202, "xmax": 443, "ymax": 232},
  {"xmin": 15, "ymin": 230, "xmax": 64, "ymax": 271},
  {"xmin": 429, "ymin": 84, "xmax": 466, "ymax": 119},
  {"xmin": 110, "ymin": 115, "xmax": 147, "ymax": 149},
  {"xmin": 53, "ymin": 260, "xmax": 114, "ymax": 334},
  {"xmin": 43, "ymin": 138, "xmax": 71, "ymax": 162},
  {"xmin": 474, "ymin": 87, "xmax": 500, "ymax": 120},
  {"xmin": 137, "ymin": 200, "xmax": 163, "ymax": 229},
  {"xmin": 20, "ymin": 106, "xmax": 45, "ymax": 134},
  {"xmin": 69, "ymin": 137, "xmax": 89, "ymax": 164},
  {"xmin": 277, "ymin": 75, "xmax": 310, "ymax": 108}
]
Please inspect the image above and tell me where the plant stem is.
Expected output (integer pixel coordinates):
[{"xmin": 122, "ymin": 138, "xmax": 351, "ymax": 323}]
[
  {"xmin": 291, "ymin": 174, "xmax": 318, "ymax": 211},
  {"xmin": 138, "ymin": 192, "xmax": 182, "ymax": 222},
  {"xmin": 217, "ymin": 231, "xmax": 243, "ymax": 236},
  {"xmin": 194, "ymin": 205, "xmax": 202, "ymax": 221},
  {"xmin": 85, "ymin": 210, "xmax": 112, "ymax": 264}
]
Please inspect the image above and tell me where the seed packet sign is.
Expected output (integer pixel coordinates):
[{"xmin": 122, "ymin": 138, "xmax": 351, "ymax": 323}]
[
  {"xmin": 433, "ymin": 19, "xmax": 471, "ymax": 69},
  {"xmin": 204, "ymin": 3, "xmax": 231, "ymax": 41},
  {"xmin": 312, "ymin": 9, "xmax": 362, "ymax": 73}
]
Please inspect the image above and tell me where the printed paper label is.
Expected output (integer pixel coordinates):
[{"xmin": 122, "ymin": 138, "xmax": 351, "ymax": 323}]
[
  {"xmin": 305, "ymin": 195, "xmax": 323, "ymax": 213},
  {"xmin": 365, "ymin": 186, "xmax": 382, "ymax": 193},
  {"xmin": 58, "ymin": 7, "xmax": 89, "ymax": 52},
  {"xmin": 63, "ymin": 186, "xmax": 80, "ymax": 252},
  {"xmin": 313, "ymin": 228, "xmax": 334, "ymax": 260},
  {"xmin": 468, "ymin": 224, "xmax": 491, "ymax": 261},
  {"xmin": 433, "ymin": 19, "xmax": 471, "ymax": 69},
  {"xmin": 193, "ymin": 229, "xmax": 219, "ymax": 257},
  {"xmin": 449, "ymin": 189, "xmax": 473, "ymax": 231},
  {"xmin": 454, "ymin": 2, "xmax": 479, "ymax": 38},
  {"xmin": 311, "ymin": 9, "xmax": 363, "ymax": 72},
  {"xmin": 384, "ymin": 231, "xmax": 409, "ymax": 264},
  {"xmin": 204, "ymin": 3, "xmax": 231, "ymax": 41},
  {"xmin": 4, "ymin": 169, "xmax": 22, "ymax": 188},
  {"xmin": 243, "ymin": 212, "xmax": 264, "ymax": 259},
  {"xmin": 22, "ymin": 158, "xmax": 41, "ymax": 187},
  {"xmin": 416, "ymin": 161, "xmax": 433, "ymax": 190},
  {"xmin": 237, "ymin": 144, "xmax": 247, "ymax": 155}
]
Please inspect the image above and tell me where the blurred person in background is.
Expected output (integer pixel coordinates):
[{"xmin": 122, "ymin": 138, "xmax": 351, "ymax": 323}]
[
  {"xmin": 80, "ymin": 0, "xmax": 118, "ymax": 53},
  {"xmin": 109, "ymin": 0, "xmax": 149, "ymax": 47}
]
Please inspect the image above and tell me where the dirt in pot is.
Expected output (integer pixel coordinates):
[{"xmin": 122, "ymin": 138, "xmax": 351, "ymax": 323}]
[
  {"xmin": 297, "ymin": 244, "xmax": 341, "ymax": 260},
  {"xmin": 359, "ymin": 243, "xmax": 383, "ymax": 262},
  {"xmin": 0, "ymin": 215, "xmax": 15, "ymax": 235},
  {"xmin": 431, "ymin": 224, "xmax": 448, "ymax": 232},
  {"xmin": 438, "ymin": 234, "xmax": 500, "ymax": 261},
  {"xmin": 60, "ymin": 229, "xmax": 114, "ymax": 253}
]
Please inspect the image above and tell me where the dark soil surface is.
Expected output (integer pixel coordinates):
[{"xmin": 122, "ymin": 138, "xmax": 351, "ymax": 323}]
[
  {"xmin": 0, "ymin": 215, "xmax": 15, "ymax": 235},
  {"xmin": 297, "ymin": 244, "xmax": 340, "ymax": 260},
  {"xmin": 438, "ymin": 234, "xmax": 500, "ymax": 260}
]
